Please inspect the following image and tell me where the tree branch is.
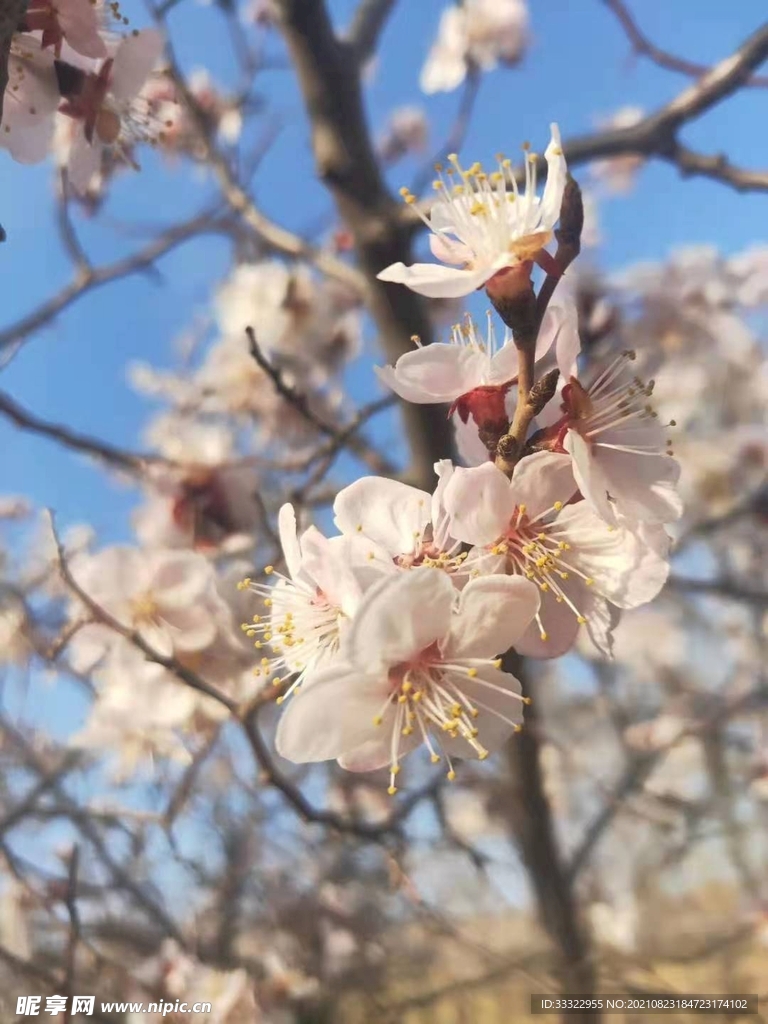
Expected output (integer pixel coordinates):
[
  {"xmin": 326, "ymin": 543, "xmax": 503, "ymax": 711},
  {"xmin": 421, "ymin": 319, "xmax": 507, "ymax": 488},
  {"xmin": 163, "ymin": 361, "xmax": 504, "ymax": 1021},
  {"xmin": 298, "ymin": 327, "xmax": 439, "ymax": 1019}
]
[
  {"xmin": 346, "ymin": 0, "xmax": 398, "ymax": 65},
  {"xmin": 603, "ymin": 0, "xmax": 768, "ymax": 88},
  {"xmin": 271, "ymin": 0, "xmax": 454, "ymax": 487}
]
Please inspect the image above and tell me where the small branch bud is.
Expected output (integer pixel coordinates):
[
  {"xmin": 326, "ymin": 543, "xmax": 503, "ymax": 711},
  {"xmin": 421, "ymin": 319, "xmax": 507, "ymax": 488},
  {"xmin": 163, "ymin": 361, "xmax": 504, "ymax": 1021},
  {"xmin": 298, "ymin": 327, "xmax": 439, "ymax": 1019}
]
[{"xmin": 529, "ymin": 368, "xmax": 560, "ymax": 418}]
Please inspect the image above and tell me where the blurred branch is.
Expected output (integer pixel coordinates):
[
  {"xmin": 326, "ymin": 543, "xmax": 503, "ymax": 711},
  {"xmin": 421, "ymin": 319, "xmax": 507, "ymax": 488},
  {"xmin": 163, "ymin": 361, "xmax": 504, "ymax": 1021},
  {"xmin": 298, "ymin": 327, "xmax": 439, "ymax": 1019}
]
[
  {"xmin": 668, "ymin": 575, "xmax": 768, "ymax": 605},
  {"xmin": 62, "ymin": 847, "xmax": 81, "ymax": 1024},
  {"xmin": 271, "ymin": 0, "xmax": 454, "ymax": 487},
  {"xmin": 346, "ymin": 0, "xmax": 398, "ymax": 64},
  {"xmin": 0, "ymin": 211, "xmax": 227, "ymax": 363},
  {"xmin": 410, "ymin": 67, "xmax": 481, "ymax": 197},
  {"xmin": 0, "ymin": 387, "xmax": 165, "ymax": 474},
  {"xmin": 247, "ymin": 326, "xmax": 395, "ymax": 475},
  {"xmin": 603, "ymin": 0, "xmax": 768, "ymax": 88},
  {"xmin": 502, "ymin": 653, "xmax": 599, "ymax": 1023}
]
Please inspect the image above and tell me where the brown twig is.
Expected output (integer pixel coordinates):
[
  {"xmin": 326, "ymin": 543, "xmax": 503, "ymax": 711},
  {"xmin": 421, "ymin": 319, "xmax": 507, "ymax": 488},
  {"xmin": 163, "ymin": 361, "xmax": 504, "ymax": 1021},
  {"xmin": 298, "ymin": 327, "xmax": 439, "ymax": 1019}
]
[
  {"xmin": 270, "ymin": 0, "xmax": 455, "ymax": 487},
  {"xmin": 0, "ymin": 387, "xmax": 165, "ymax": 474},
  {"xmin": 62, "ymin": 847, "xmax": 81, "ymax": 1024},
  {"xmin": 603, "ymin": 0, "xmax": 768, "ymax": 88},
  {"xmin": 346, "ymin": 0, "xmax": 398, "ymax": 64}
]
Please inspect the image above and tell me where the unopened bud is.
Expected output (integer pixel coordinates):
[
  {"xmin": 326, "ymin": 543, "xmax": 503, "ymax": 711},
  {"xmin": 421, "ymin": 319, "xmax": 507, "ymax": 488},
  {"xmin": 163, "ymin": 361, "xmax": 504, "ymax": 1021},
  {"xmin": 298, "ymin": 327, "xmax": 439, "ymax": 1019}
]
[
  {"xmin": 529, "ymin": 368, "xmax": 560, "ymax": 417},
  {"xmin": 496, "ymin": 434, "xmax": 519, "ymax": 462},
  {"xmin": 555, "ymin": 175, "xmax": 583, "ymax": 254}
]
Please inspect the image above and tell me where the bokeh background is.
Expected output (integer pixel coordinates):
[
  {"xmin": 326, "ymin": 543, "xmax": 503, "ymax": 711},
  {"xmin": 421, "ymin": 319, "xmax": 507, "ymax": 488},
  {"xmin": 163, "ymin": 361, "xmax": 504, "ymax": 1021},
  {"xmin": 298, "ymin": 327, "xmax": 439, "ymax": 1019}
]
[{"xmin": 0, "ymin": 1, "xmax": 767, "ymax": 1020}]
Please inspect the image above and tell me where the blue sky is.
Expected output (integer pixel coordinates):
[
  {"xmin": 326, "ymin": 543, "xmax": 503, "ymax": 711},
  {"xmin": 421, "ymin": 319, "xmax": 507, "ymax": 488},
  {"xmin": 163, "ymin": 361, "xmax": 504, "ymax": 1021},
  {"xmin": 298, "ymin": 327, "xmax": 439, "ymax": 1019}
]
[{"xmin": 1, "ymin": 0, "xmax": 766, "ymax": 543}]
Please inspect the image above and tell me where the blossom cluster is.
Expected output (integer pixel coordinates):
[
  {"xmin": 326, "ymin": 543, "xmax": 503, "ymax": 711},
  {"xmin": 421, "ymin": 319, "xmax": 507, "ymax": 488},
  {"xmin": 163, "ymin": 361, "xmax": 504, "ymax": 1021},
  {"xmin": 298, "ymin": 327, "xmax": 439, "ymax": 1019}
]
[
  {"xmin": 1, "ymin": 1, "xmax": 171, "ymax": 192},
  {"xmin": 242, "ymin": 125, "xmax": 682, "ymax": 790}
]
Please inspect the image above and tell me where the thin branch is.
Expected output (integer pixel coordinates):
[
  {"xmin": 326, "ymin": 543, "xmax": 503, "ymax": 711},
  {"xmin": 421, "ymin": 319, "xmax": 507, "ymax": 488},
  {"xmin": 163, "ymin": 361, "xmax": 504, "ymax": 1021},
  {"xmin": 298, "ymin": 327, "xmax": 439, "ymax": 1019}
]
[
  {"xmin": 668, "ymin": 575, "xmax": 768, "ymax": 605},
  {"xmin": 603, "ymin": 0, "xmax": 768, "ymax": 88},
  {"xmin": 346, "ymin": 0, "xmax": 398, "ymax": 64},
  {"xmin": 0, "ymin": 387, "xmax": 165, "ymax": 474},
  {"xmin": 0, "ymin": 211, "xmax": 227, "ymax": 360},
  {"xmin": 62, "ymin": 847, "xmax": 81, "ymax": 1024},
  {"xmin": 247, "ymin": 327, "xmax": 396, "ymax": 475},
  {"xmin": 410, "ymin": 67, "xmax": 481, "ymax": 197}
]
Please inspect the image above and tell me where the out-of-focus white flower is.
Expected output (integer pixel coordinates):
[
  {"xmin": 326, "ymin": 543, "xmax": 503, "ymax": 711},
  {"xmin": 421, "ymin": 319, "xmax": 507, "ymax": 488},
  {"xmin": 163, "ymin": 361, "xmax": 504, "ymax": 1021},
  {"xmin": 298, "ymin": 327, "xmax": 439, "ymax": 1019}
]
[
  {"xmin": 590, "ymin": 107, "xmax": 645, "ymax": 194},
  {"xmin": 70, "ymin": 546, "xmax": 227, "ymax": 659},
  {"xmin": 275, "ymin": 567, "xmax": 540, "ymax": 786},
  {"xmin": 0, "ymin": 36, "xmax": 59, "ymax": 164},
  {"xmin": 378, "ymin": 124, "xmax": 566, "ymax": 298},
  {"xmin": 589, "ymin": 898, "xmax": 638, "ymax": 953},
  {"xmin": 59, "ymin": 29, "xmax": 166, "ymax": 192},
  {"xmin": 442, "ymin": 452, "xmax": 669, "ymax": 657},
  {"xmin": 0, "ymin": 601, "xmax": 31, "ymax": 667},
  {"xmin": 420, "ymin": 0, "xmax": 528, "ymax": 94},
  {"xmin": 0, "ymin": 496, "xmax": 32, "ymax": 519},
  {"xmin": 378, "ymin": 105, "xmax": 428, "ymax": 162},
  {"xmin": 624, "ymin": 713, "xmax": 689, "ymax": 752},
  {"xmin": 24, "ymin": 0, "xmax": 107, "ymax": 59}
]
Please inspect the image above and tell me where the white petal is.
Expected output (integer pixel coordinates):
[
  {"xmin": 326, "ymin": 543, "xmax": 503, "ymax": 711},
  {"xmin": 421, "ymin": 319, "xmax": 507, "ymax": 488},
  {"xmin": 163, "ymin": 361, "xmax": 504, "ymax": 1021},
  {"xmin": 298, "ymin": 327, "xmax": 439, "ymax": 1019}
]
[
  {"xmin": 443, "ymin": 462, "xmax": 516, "ymax": 546},
  {"xmin": 150, "ymin": 550, "xmax": 213, "ymax": 606},
  {"xmin": 553, "ymin": 502, "xmax": 670, "ymax": 609},
  {"xmin": 376, "ymin": 261, "xmax": 493, "ymax": 298},
  {"xmin": 539, "ymin": 123, "xmax": 568, "ymax": 229},
  {"xmin": 343, "ymin": 568, "xmax": 455, "ymax": 671},
  {"xmin": 377, "ymin": 343, "xmax": 484, "ymax": 403},
  {"xmin": 67, "ymin": 134, "xmax": 102, "ymax": 194},
  {"xmin": 510, "ymin": 450, "xmax": 578, "ymax": 519},
  {"xmin": 429, "ymin": 232, "xmax": 474, "ymax": 265},
  {"xmin": 515, "ymin": 588, "xmax": 580, "ymax": 658},
  {"xmin": 564, "ymin": 429, "xmax": 616, "ymax": 525},
  {"xmin": 334, "ymin": 477, "xmax": 431, "ymax": 555},
  {"xmin": 299, "ymin": 526, "xmax": 362, "ymax": 618},
  {"xmin": 446, "ymin": 575, "xmax": 540, "ymax": 658},
  {"xmin": 110, "ymin": 29, "xmax": 164, "ymax": 101},
  {"xmin": 275, "ymin": 666, "xmax": 386, "ymax": 764},
  {"xmin": 592, "ymin": 446, "xmax": 683, "ymax": 525},
  {"xmin": 488, "ymin": 337, "xmax": 521, "ymax": 383},
  {"xmin": 162, "ymin": 605, "xmax": 218, "ymax": 652},
  {"xmin": 278, "ymin": 503, "xmax": 302, "ymax": 580}
]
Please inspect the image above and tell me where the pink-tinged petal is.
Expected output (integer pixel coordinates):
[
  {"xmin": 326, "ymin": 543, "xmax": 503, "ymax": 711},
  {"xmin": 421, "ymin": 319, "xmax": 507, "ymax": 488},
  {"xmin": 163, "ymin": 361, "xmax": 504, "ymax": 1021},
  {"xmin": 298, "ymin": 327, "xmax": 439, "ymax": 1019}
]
[
  {"xmin": 2, "ymin": 46, "xmax": 59, "ymax": 126},
  {"xmin": 535, "ymin": 388, "xmax": 566, "ymax": 429},
  {"xmin": 452, "ymin": 415, "xmax": 490, "ymax": 467},
  {"xmin": 162, "ymin": 606, "xmax": 218, "ymax": 652},
  {"xmin": 338, "ymin": 732, "xmax": 420, "ymax": 772},
  {"xmin": 334, "ymin": 477, "xmax": 431, "ymax": 555},
  {"xmin": 57, "ymin": 0, "xmax": 107, "ymax": 59},
  {"xmin": 138, "ymin": 621, "xmax": 175, "ymax": 659},
  {"xmin": 515, "ymin": 589, "xmax": 580, "ymax": 658},
  {"xmin": 443, "ymin": 462, "xmax": 516, "ymax": 547},
  {"xmin": 446, "ymin": 575, "xmax": 540, "ymax": 658},
  {"xmin": 150, "ymin": 551, "xmax": 213, "ymax": 605},
  {"xmin": 343, "ymin": 568, "xmax": 455, "ymax": 671},
  {"xmin": 67, "ymin": 134, "xmax": 102, "ymax": 194},
  {"xmin": 552, "ymin": 503, "xmax": 670, "ymax": 609},
  {"xmin": 0, "ymin": 116, "xmax": 54, "ymax": 163},
  {"xmin": 564, "ymin": 429, "xmax": 616, "ymax": 525},
  {"xmin": 278, "ymin": 503, "xmax": 302, "ymax": 580},
  {"xmin": 539, "ymin": 123, "xmax": 567, "ymax": 229},
  {"xmin": 377, "ymin": 343, "xmax": 484, "ymax": 403},
  {"xmin": 592, "ymin": 446, "xmax": 683, "ymax": 525},
  {"xmin": 376, "ymin": 261, "xmax": 493, "ymax": 298},
  {"xmin": 73, "ymin": 546, "xmax": 145, "ymax": 606},
  {"xmin": 299, "ymin": 526, "xmax": 361, "ymax": 618},
  {"xmin": 375, "ymin": 364, "xmax": 431, "ymax": 404},
  {"xmin": 537, "ymin": 280, "xmax": 581, "ymax": 377},
  {"xmin": 110, "ymin": 29, "xmax": 164, "ymax": 101},
  {"xmin": 585, "ymin": 597, "xmax": 621, "ymax": 658},
  {"xmin": 275, "ymin": 666, "xmax": 387, "ymax": 764},
  {"xmin": 442, "ymin": 666, "xmax": 523, "ymax": 756},
  {"xmin": 429, "ymin": 232, "xmax": 474, "ymax": 265},
  {"xmin": 488, "ymin": 336, "xmax": 520, "ymax": 383},
  {"xmin": 510, "ymin": 450, "xmax": 578, "ymax": 519}
]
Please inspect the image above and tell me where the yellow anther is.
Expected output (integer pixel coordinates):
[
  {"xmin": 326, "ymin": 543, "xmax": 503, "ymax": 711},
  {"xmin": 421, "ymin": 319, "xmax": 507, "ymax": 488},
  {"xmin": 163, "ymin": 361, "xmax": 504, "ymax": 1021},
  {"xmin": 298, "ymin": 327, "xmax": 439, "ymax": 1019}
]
[
  {"xmin": 447, "ymin": 770, "xmax": 456, "ymax": 781},
  {"xmin": 522, "ymin": 696, "xmax": 532, "ymax": 706},
  {"xmin": 387, "ymin": 785, "xmax": 398, "ymax": 796},
  {"xmin": 391, "ymin": 764, "xmax": 401, "ymax": 775},
  {"xmin": 272, "ymin": 677, "xmax": 282, "ymax": 687},
  {"xmin": 540, "ymin": 631, "xmax": 548, "ymax": 641},
  {"xmin": 585, "ymin": 578, "xmax": 594, "ymax": 586},
  {"xmin": 263, "ymin": 598, "xmax": 272, "ymax": 607},
  {"xmin": 397, "ymin": 694, "xmax": 407, "ymax": 704},
  {"xmin": 412, "ymin": 691, "xmax": 423, "ymax": 703},
  {"xmin": 478, "ymin": 750, "xmax": 489, "ymax": 761},
  {"xmin": 433, "ymin": 180, "xmax": 444, "ymax": 190},
  {"xmin": 373, "ymin": 715, "xmax": 383, "ymax": 726},
  {"xmin": 577, "ymin": 615, "xmax": 588, "ymax": 625},
  {"xmin": 264, "ymin": 565, "xmax": 274, "ymax": 575},
  {"xmin": 402, "ymin": 680, "xmax": 413, "ymax": 693},
  {"xmin": 252, "ymin": 614, "xmax": 261, "ymax": 623},
  {"xmin": 513, "ymin": 723, "xmax": 523, "ymax": 733},
  {"xmin": 553, "ymin": 501, "xmax": 563, "ymax": 511},
  {"xmin": 402, "ymin": 726, "xmax": 414, "ymax": 736},
  {"xmin": 399, "ymin": 186, "xmax": 410, "ymax": 197},
  {"xmin": 275, "ymin": 695, "xmax": 284, "ymax": 705},
  {"xmin": 493, "ymin": 658, "xmax": 502, "ymax": 668},
  {"xmin": 254, "ymin": 641, "xmax": 263, "ymax": 649},
  {"xmin": 467, "ymin": 667, "xmax": 478, "ymax": 678},
  {"xmin": 430, "ymin": 754, "xmax": 441, "ymax": 764}
]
